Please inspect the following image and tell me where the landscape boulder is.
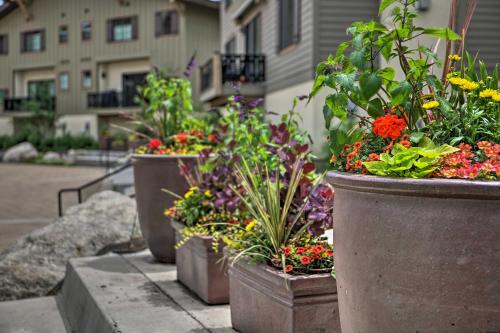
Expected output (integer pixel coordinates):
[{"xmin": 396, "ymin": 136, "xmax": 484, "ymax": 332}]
[
  {"xmin": 42, "ymin": 151, "xmax": 62, "ymax": 162},
  {"xmin": 0, "ymin": 191, "xmax": 137, "ymax": 301},
  {"xmin": 2, "ymin": 142, "xmax": 39, "ymax": 163}
]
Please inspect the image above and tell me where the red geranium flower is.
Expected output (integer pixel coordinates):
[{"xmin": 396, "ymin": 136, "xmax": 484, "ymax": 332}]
[
  {"xmin": 207, "ymin": 134, "xmax": 217, "ymax": 143},
  {"xmin": 283, "ymin": 247, "xmax": 291, "ymax": 256},
  {"xmin": 285, "ymin": 265, "xmax": 293, "ymax": 273},
  {"xmin": 372, "ymin": 114, "xmax": 407, "ymax": 140},
  {"xmin": 148, "ymin": 139, "xmax": 162, "ymax": 149},
  {"xmin": 177, "ymin": 132, "xmax": 188, "ymax": 144},
  {"xmin": 300, "ymin": 256, "xmax": 312, "ymax": 265},
  {"xmin": 326, "ymin": 249, "xmax": 334, "ymax": 257},
  {"xmin": 313, "ymin": 245, "xmax": 324, "ymax": 254}
]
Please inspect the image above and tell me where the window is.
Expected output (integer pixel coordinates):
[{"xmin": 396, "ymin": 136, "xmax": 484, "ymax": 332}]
[
  {"xmin": 21, "ymin": 30, "xmax": 45, "ymax": 52},
  {"xmin": 155, "ymin": 11, "xmax": 179, "ymax": 36},
  {"xmin": 27, "ymin": 80, "xmax": 55, "ymax": 98},
  {"xmin": 81, "ymin": 21, "xmax": 92, "ymax": 41},
  {"xmin": 225, "ymin": 37, "xmax": 236, "ymax": 54},
  {"xmin": 0, "ymin": 90, "xmax": 7, "ymax": 108},
  {"xmin": 0, "ymin": 34, "xmax": 8, "ymax": 55},
  {"xmin": 244, "ymin": 15, "xmax": 261, "ymax": 54},
  {"xmin": 278, "ymin": 0, "xmax": 301, "ymax": 50},
  {"xmin": 82, "ymin": 70, "xmax": 92, "ymax": 89},
  {"xmin": 107, "ymin": 16, "xmax": 138, "ymax": 42},
  {"xmin": 59, "ymin": 25, "xmax": 68, "ymax": 44},
  {"xmin": 59, "ymin": 73, "xmax": 69, "ymax": 91}
]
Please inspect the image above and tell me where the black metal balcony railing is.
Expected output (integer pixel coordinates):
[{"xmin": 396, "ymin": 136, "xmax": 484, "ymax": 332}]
[
  {"xmin": 87, "ymin": 91, "xmax": 139, "ymax": 108},
  {"xmin": 200, "ymin": 54, "xmax": 266, "ymax": 92},
  {"xmin": 3, "ymin": 97, "xmax": 56, "ymax": 112},
  {"xmin": 221, "ymin": 54, "xmax": 266, "ymax": 84}
]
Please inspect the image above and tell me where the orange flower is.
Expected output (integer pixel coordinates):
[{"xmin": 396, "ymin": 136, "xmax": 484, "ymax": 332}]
[
  {"xmin": 326, "ymin": 249, "xmax": 334, "ymax": 257},
  {"xmin": 283, "ymin": 247, "xmax": 291, "ymax": 256},
  {"xmin": 313, "ymin": 245, "xmax": 324, "ymax": 254},
  {"xmin": 330, "ymin": 154, "xmax": 338, "ymax": 163},
  {"xmin": 300, "ymin": 256, "xmax": 312, "ymax": 265},
  {"xmin": 207, "ymin": 134, "xmax": 217, "ymax": 143},
  {"xmin": 285, "ymin": 265, "xmax": 294, "ymax": 273},
  {"xmin": 372, "ymin": 115, "xmax": 407, "ymax": 140},
  {"xmin": 296, "ymin": 247, "xmax": 306, "ymax": 254},
  {"xmin": 177, "ymin": 132, "xmax": 188, "ymax": 144},
  {"xmin": 400, "ymin": 140, "xmax": 412, "ymax": 148}
]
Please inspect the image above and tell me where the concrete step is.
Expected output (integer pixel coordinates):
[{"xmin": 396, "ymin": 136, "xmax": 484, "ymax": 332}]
[
  {"xmin": 0, "ymin": 297, "xmax": 67, "ymax": 333},
  {"xmin": 60, "ymin": 251, "xmax": 235, "ymax": 333}
]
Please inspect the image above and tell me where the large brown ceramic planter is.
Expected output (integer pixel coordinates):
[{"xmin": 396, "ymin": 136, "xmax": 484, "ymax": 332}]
[
  {"xmin": 229, "ymin": 258, "xmax": 340, "ymax": 333},
  {"xmin": 132, "ymin": 154, "xmax": 197, "ymax": 263},
  {"xmin": 171, "ymin": 220, "xmax": 229, "ymax": 304},
  {"xmin": 327, "ymin": 172, "xmax": 500, "ymax": 333}
]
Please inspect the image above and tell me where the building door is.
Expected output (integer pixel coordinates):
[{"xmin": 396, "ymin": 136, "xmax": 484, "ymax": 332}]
[{"xmin": 122, "ymin": 72, "xmax": 147, "ymax": 107}]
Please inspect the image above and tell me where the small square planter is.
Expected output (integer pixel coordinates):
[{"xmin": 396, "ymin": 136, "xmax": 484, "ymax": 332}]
[
  {"xmin": 228, "ymin": 256, "xmax": 340, "ymax": 333},
  {"xmin": 171, "ymin": 220, "xmax": 229, "ymax": 305}
]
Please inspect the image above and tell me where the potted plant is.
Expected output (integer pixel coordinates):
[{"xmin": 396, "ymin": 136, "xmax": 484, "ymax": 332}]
[
  {"xmin": 132, "ymin": 63, "xmax": 217, "ymax": 263},
  {"xmin": 221, "ymin": 113, "xmax": 340, "ymax": 333},
  {"xmin": 310, "ymin": 1, "xmax": 500, "ymax": 331}
]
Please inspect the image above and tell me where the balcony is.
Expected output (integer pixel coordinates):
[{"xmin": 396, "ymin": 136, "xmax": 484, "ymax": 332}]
[
  {"xmin": 87, "ymin": 91, "xmax": 139, "ymax": 109},
  {"xmin": 3, "ymin": 96, "xmax": 56, "ymax": 113},
  {"xmin": 200, "ymin": 53, "xmax": 266, "ymax": 105}
]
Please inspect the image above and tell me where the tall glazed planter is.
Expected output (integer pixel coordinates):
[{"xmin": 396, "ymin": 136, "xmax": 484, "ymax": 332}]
[
  {"xmin": 133, "ymin": 154, "xmax": 197, "ymax": 263},
  {"xmin": 327, "ymin": 172, "xmax": 500, "ymax": 333},
  {"xmin": 229, "ymin": 257, "xmax": 341, "ymax": 333},
  {"xmin": 171, "ymin": 220, "xmax": 229, "ymax": 304}
]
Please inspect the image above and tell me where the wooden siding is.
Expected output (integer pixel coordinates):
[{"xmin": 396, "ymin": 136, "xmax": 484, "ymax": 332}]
[
  {"xmin": 0, "ymin": 0, "xmax": 219, "ymax": 115},
  {"xmin": 315, "ymin": 0, "xmax": 379, "ymax": 65},
  {"xmin": 262, "ymin": 0, "xmax": 314, "ymax": 93},
  {"xmin": 464, "ymin": 0, "xmax": 500, "ymax": 72}
]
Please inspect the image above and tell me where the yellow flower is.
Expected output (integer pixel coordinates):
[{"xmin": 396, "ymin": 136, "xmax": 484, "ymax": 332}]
[
  {"xmin": 479, "ymin": 89, "xmax": 497, "ymax": 98},
  {"xmin": 422, "ymin": 101, "xmax": 439, "ymax": 110},
  {"xmin": 204, "ymin": 190, "xmax": 212, "ymax": 197},
  {"xmin": 184, "ymin": 190, "xmax": 194, "ymax": 199},
  {"xmin": 492, "ymin": 92, "xmax": 500, "ymax": 102},
  {"xmin": 448, "ymin": 54, "xmax": 461, "ymax": 62},
  {"xmin": 448, "ymin": 77, "xmax": 479, "ymax": 91},
  {"xmin": 245, "ymin": 220, "xmax": 256, "ymax": 232},
  {"xmin": 164, "ymin": 207, "xmax": 175, "ymax": 217},
  {"xmin": 189, "ymin": 186, "xmax": 199, "ymax": 191}
]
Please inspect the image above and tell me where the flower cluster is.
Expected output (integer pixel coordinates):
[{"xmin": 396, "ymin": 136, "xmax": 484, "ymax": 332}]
[
  {"xmin": 273, "ymin": 239, "xmax": 334, "ymax": 274},
  {"xmin": 136, "ymin": 128, "xmax": 217, "ymax": 155},
  {"xmin": 436, "ymin": 142, "xmax": 499, "ymax": 180},
  {"xmin": 372, "ymin": 114, "xmax": 407, "ymax": 140},
  {"xmin": 479, "ymin": 88, "xmax": 500, "ymax": 102},
  {"xmin": 165, "ymin": 186, "xmax": 215, "ymax": 227},
  {"xmin": 448, "ymin": 76, "xmax": 480, "ymax": 91}
]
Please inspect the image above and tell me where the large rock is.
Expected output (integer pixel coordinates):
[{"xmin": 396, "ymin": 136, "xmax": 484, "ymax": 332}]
[
  {"xmin": 42, "ymin": 151, "xmax": 61, "ymax": 162},
  {"xmin": 2, "ymin": 142, "xmax": 39, "ymax": 163},
  {"xmin": 0, "ymin": 191, "xmax": 137, "ymax": 301}
]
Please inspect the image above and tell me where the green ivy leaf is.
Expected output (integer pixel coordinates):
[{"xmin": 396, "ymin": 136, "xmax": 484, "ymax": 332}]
[
  {"xmin": 366, "ymin": 98, "xmax": 384, "ymax": 118},
  {"xmin": 335, "ymin": 73, "xmax": 355, "ymax": 90},
  {"xmin": 360, "ymin": 73, "xmax": 382, "ymax": 99},
  {"xmin": 326, "ymin": 93, "xmax": 348, "ymax": 120},
  {"xmin": 350, "ymin": 50, "xmax": 366, "ymax": 70},
  {"xmin": 379, "ymin": 0, "xmax": 396, "ymax": 15},
  {"xmin": 390, "ymin": 81, "xmax": 412, "ymax": 106},
  {"xmin": 423, "ymin": 27, "xmax": 461, "ymax": 41}
]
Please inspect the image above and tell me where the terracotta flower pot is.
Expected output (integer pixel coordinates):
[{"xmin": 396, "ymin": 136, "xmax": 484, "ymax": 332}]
[
  {"xmin": 327, "ymin": 172, "xmax": 500, "ymax": 333},
  {"xmin": 229, "ymin": 257, "xmax": 340, "ymax": 333},
  {"xmin": 171, "ymin": 220, "xmax": 229, "ymax": 304},
  {"xmin": 132, "ymin": 154, "xmax": 197, "ymax": 263}
]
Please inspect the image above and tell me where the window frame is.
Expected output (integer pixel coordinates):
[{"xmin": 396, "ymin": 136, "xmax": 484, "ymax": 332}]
[
  {"xmin": 81, "ymin": 20, "xmax": 92, "ymax": 41},
  {"xmin": 155, "ymin": 10, "xmax": 179, "ymax": 37},
  {"xmin": 243, "ymin": 14, "xmax": 261, "ymax": 55},
  {"xmin": 278, "ymin": 0, "xmax": 301, "ymax": 51},
  {"xmin": 81, "ymin": 70, "xmax": 93, "ymax": 90},
  {"xmin": 59, "ymin": 25, "xmax": 69, "ymax": 44},
  {"xmin": 21, "ymin": 29, "xmax": 45, "ymax": 53},
  {"xmin": 59, "ymin": 72, "xmax": 70, "ymax": 92},
  {"xmin": 0, "ymin": 34, "xmax": 8, "ymax": 55},
  {"xmin": 107, "ymin": 16, "xmax": 138, "ymax": 43}
]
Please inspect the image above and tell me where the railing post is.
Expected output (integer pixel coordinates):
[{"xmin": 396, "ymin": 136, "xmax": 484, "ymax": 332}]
[{"xmin": 213, "ymin": 52, "xmax": 222, "ymax": 95}]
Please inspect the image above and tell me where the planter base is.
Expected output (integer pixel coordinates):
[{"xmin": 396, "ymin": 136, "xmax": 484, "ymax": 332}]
[
  {"xmin": 229, "ymin": 259, "xmax": 340, "ymax": 333},
  {"xmin": 173, "ymin": 221, "xmax": 229, "ymax": 305}
]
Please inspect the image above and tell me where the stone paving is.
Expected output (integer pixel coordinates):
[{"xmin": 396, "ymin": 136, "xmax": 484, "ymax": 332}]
[{"xmin": 0, "ymin": 163, "xmax": 105, "ymax": 251}]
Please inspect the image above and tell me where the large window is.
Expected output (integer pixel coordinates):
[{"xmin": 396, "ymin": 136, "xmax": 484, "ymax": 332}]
[
  {"xmin": 244, "ymin": 15, "xmax": 261, "ymax": 54},
  {"xmin": 107, "ymin": 17, "xmax": 138, "ymax": 42},
  {"xmin": 155, "ymin": 10, "xmax": 179, "ymax": 36},
  {"xmin": 278, "ymin": 0, "xmax": 301, "ymax": 50},
  {"xmin": 21, "ymin": 30, "xmax": 45, "ymax": 53},
  {"xmin": 27, "ymin": 80, "xmax": 55, "ymax": 98},
  {"xmin": 59, "ymin": 73, "xmax": 69, "ymax": 92},
  {"xmin": 81, "ymin": 21, "xmax": 92, "ymax": 41},
  {"xmin": 59, "ymin": 25, "xmax": 68, "ymax": 44},
  {"xmin": 0, "ymin": 34, "xmax": 8, "ymax": 55},
  {"xmin": 82, "ymin": 70, "xmax": 92, "ymax": 89}
]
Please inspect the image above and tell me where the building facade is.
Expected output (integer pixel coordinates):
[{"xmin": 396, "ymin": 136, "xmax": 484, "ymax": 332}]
[
  {"xmin": 0, "ymin": 0, "xmax": 219, "ymax": 139},
  {"xmin": 200, "ymin": 0, "xmax": 500, "ymax": 152}
]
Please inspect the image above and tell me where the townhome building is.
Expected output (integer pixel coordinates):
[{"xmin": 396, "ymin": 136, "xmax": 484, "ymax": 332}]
[
  {"xmin": 0, "ymin": 0, "xmax": 219, "ymax": 139},
  {"xmin": 199, "ymin": 0, "xmax": 500, "ymax": 152}
]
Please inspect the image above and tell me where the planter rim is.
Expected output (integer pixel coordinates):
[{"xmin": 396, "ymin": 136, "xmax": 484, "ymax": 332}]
[
  {"xmin": 327, "ymin": 171, "xmax": 500, "ymax": 200},
  {"xmin": 132, "ymin": 153, "xmax": 199, "ymax": 160}
]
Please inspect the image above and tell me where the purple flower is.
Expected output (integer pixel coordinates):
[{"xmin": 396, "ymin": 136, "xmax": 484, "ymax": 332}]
[{"xmin": 183, "ymin": 52, "xmax": 197, "ymax": 78}]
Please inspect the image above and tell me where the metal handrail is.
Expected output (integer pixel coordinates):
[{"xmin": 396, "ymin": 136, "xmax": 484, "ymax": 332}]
[{"xmin": 57, "ymin": 161, "xmax": 132, "ymax": 217}]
